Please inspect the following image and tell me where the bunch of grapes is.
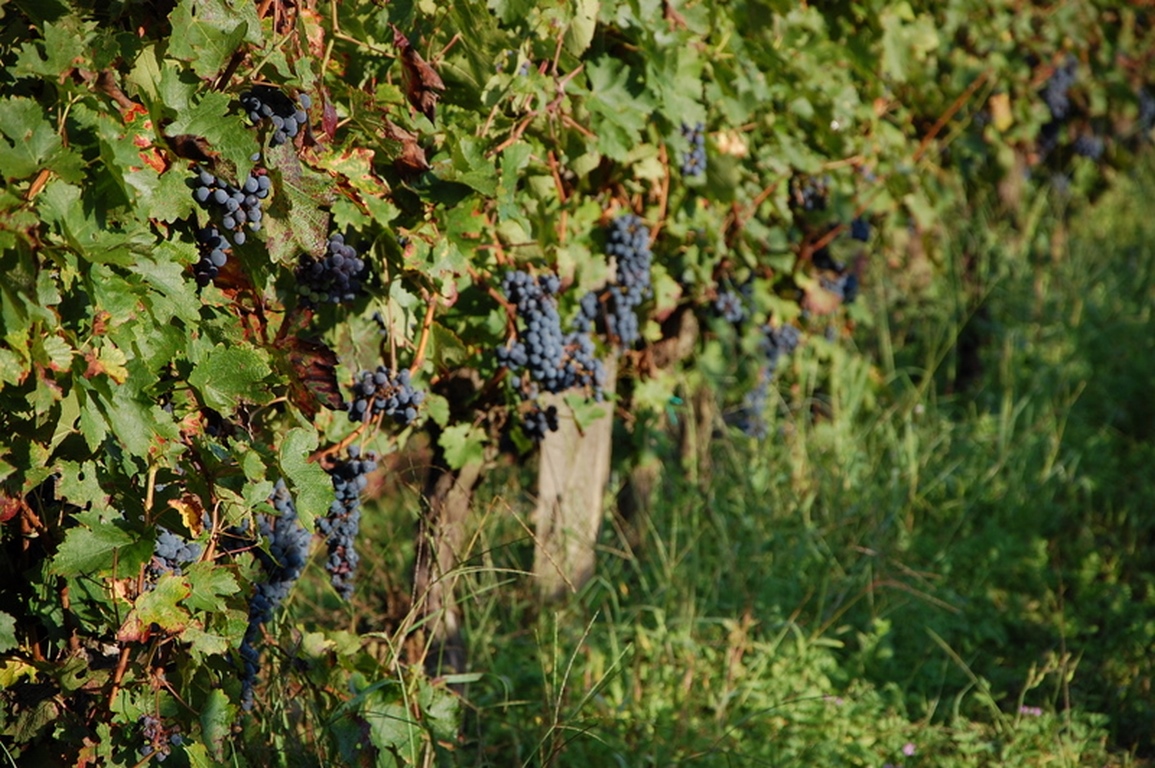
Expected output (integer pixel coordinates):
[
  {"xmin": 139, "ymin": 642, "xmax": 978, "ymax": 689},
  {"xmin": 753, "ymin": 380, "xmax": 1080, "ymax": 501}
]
[
  {"xmin": 240, "ymin": 86, "xmax": 312, "ymax": 147},
  {"xmin": 347, "ymin": 365, "xmax": 424, "ymax": 426},
  {"xmin": 850, "ymin": 218, "xmax": 871, "ymax": 242},
  {"xmin": 295, "ymin": 234, "xmax": 366, "ymax": 305},
  {"xmin": 138, "ymin": 714, "xmax": 182, "ymax": 763},
  {"xmin": 192, "ymin": 225, "xmax": 231, "ymax": 287},
  {"xmin": 600, "ymin": 213, "xmax": 653, "ymax": 348},
  {"xmin": 1139, "ymin": 87, "xmax": 1155, "ymax": 135},
  {"xmin": 713, "ymin": 290, "xmax": 746, "ymax": 324},
  {"xmin": 496, "ymin": 270, "xmax": 604, "ymax": 440},
  {"xmin": 1072, "ymin": 133, "xmax": 1104, "ymax": 159},
  {"xmin": 729, "ymin": 323, "xmax": 803, "ymax": 437},
  {"xmin": 148, "ymin": 527, "xmax": 201, "ymax": 581},
  {"xmin": 1038, "ymin": 56, "xmax": 1079, "ymax": 157},
  {"xmin": 680, "ymin": 122, "xmax": 707, "ymax": 177},
  {"xmin": 237, "ymin": 480, "xmax": 312, "ymax": 710},
  {"xmin": 792, "ymin": 175, "xmax": 829, "ymax": 212},
  {"xmin": 821, "ymin": 273, "xmax": 860, "ymax": 304},
  {"xmin": 189, "ymin": 166, "xmax": 270, "ymax": 244},
  {"xmin": 1041, "ymin": 56, "xmax": 1078, "ymax": 122},
  {"xmin": 521, "ymin": 403, "xmax": 559, "ymax": 441},
  {"xmin": 497, "ymin": 270, "xmax": 604, "ymax": 398},
  {"xmin": 316, "ymin": 448, "xmax": 377, "ymax": 600}
]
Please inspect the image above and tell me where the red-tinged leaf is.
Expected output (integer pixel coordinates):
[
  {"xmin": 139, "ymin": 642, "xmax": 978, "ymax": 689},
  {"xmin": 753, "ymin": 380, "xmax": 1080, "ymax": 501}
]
[
  {"xmin": 321, "ymin": 88, "xmax": 339, "ymax": 141},
  {"xmin": 392, "ymin": 25, "xmax": 445, "ymax": 123},
  {"xmin": 274, "ymin": 315, "xmax": 343, "ymax": 418}
]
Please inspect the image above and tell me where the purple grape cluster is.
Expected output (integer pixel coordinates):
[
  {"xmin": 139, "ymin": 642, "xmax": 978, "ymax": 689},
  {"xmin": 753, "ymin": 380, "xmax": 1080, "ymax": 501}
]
[
  {"xmin": 189, "ymin": 166, "xmax": 270, "ymax": 243},
  {"xmin": 240, "ymin": 86, "xmax": 311, "ymax": 147},
  {"xmin": 496, "ymin": 270, "xmax": 604, "ymax": 440},
  {"xmin": 1072, "ymin": 133, "xmax": 1104, "ymax": 159},
  {"xmin": 316, "ymin": 448, "xmax": 377, "ymax": 600},
  {"xmin": 1041, "ymin": 56, "xmax": 1078, "ymax": 122},
  {"xmin": 713, "ymin": 290, "xmax": 746, "ymax": 324},
  {"xmin": 192, "ymin": 225, "xmax": 231, "ymax": 287},
  {"xmin": 347, "ymin": 365, "xmax": 424, "ymax": 425},
  {"xmin": 296, "ymin": 234, "xmax": 366, "ymax": 305},
  {"xmin": 729, "ymin": 323, "xmax": 803, "ymax": 437},
  {"xmin": 680, "ymin": 122, "xmax": 706, "ymax": 177},
  {"xmin": 497, "ymin": 271, "xmax": 605, "ymax": 397},
  {"xmin": 821, "ymin": 273, "xmax": 859, "ymax": 304},
  {"xmin": 138, "ymin": 714, "xmax": 182, "ymax": 762},
  {"xmin": 850, "ymin": 217, "xmax": 871, "ymax": 242},
  {"xmin": 601, "ymin": 213, "xmax": 653, "ymax": 348},
  {"xmin": 813, "ymin": 244, "xmax": 859, "ymax": 305},
  {"xmin": 521, "ymin": 403, "xmax": 559, "ymax": 441},
  {"xmin": 792, "ymin": 176, "xmax": 829, "ymax": 212},
  {"xmin": 1139, "ymin": 87, "xmax": 1155, "ymax": 134},
  {"xmin": 238, "ymin": 479, "xmax": 312, "ymax": 710},
  {"xmin": 1037, "ymin": 57, "xmax": 1079, "ymax": 157},
  {"xmin": 148, "ymin": 527, "xmax": 201, "ymax": 581}
]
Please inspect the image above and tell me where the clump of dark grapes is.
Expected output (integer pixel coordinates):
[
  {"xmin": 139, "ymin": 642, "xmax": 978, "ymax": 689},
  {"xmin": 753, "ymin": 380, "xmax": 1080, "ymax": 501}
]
[
  {"xmin": 1138, "ymin": 87, "xmax": 1155, "ymax": 135},
  {"xmin": 680, "ymin": 122, "xmax": 706, "ymax": 177},
  {"xmin": 1041, "ymin": 56, "xmax": 1078, "ymax": 122},
  {"xmin": 601, "ymin": 213, "xmax": 653, "ymax": 348},
  {"xmin": 189, "ymin": 165, "xmax": 270, "ymax": 241},
  {"xmin": 498, "ymin": 270, "xmax": 605, "ymax": 398},
  {"xmin": 316, "ymin": 448, "xmax": 377, "ymax": 600},
  {"xmin": 237, "ymin": 479, "xmax": 312, "ymax": 710},
  {"xmin": 521, "ymin": 403, "xmax": 559, "ymax": 441},
  {"xmin": 792, "ymin": 175, "xmax": 829, "ymax": 212},
  {"xmin": 347, "ymin": 365, "xmax": 424, "ymax": 426},
  {"xmin": 728, "ymin": 323, "xmax": 803, "ymax": 438},
  {"xmin": 138, "ymin": 714, "xmax": 182, "ymax": 762},
  {"xmin": 240, "ymin": 86, "xmax": 312, "ymax": 147},
  {"xmin": 821, "ymin": 272, "xmax": 859, "ymax": 304},
  {"xmin": 1037, "ymin": 56, "xmax": 1078, "ymax": 159},
  {"xmin": 296, "ymin": 234, "xmax": 366, "ymax": 305},
  {"xmin": 1072, "ymin": 133, "xmax": 1104, "ymax": 159},
  {"xmin": 496, "ymin": 270, "xmax": 604, "ymax": 440},
  {"xmin": 713, "ymin": 290, "xmax": 746, "ymax": 323},
  {"xmin": 192, "ymin": 225, "xmax": 231, "ymax": 287},
  {"xmin": 850, "ymin": 218, "xmax": 870, "ymax": 242},
  {"xmin": 148, "ymin": 527, "xmax": 201, "ymax": 582}
]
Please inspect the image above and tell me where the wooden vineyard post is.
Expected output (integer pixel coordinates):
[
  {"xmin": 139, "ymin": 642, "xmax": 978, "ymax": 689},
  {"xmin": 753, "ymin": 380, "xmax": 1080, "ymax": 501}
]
[{"xmin": 533, "ymin": 355, "xmax": 618, "ymax": 601}]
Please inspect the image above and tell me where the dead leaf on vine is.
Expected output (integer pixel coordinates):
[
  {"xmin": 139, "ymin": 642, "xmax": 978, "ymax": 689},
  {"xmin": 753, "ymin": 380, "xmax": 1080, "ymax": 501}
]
[
  {"xmin": 392, "ymin": 24, "xmax": 445, "ymax": 123},
  {"xmin": 381, "ymin": 118, "xmax": 430, "ymax": 174}
]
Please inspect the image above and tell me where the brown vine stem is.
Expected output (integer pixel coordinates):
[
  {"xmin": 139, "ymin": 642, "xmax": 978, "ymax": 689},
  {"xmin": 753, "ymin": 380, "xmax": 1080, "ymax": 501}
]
[
  {"xmin": 409, "ymin": 296, "xmax": 439, "ymax": 374},
  {"xmin": 490, "ymin": 112, "xmax": 539, "ymax": 156},
  {"xmin": 912, "ymin": 69, "xmax": 991, "ymax": 165},
  {"xmin": 108, "ymin": 645, "xmax": 132, "ymax": 710}
]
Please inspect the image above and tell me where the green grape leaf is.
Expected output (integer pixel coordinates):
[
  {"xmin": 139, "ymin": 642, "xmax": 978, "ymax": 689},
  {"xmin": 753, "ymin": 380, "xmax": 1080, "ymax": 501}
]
[
  {"xmin": 0, "ymin": 611, "xmax": 18, "ymax": 653},
  {"xmin": 183, "ymin": 562, "xmax": 240, "ymax": 612},
  {"xmin": 279, "ymin": 427, "xmax": 332, "ymax": 533},
  {"xmin": 188, "ymin": 344, "xmax": 273, "ymax": 413},
  {"xmin": 439, "ymin": 423, "xmax": 486, "ymax": 470}
]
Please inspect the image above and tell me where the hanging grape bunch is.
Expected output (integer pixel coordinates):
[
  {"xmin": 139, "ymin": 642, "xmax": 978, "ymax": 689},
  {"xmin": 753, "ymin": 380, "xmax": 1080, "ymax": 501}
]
[
  {"xmin": 347, "ymin": 365, "xmax": 424, "ymax": 426},
  {"xmin": 240, "ymin": 85, "xmax": 312, "ymax": 147},
  {"xmin": 189, "ymin": 166, "xmax": 271, "ymax": 244},
  {"xmin": 237, "ymin": 480, "xmax": 312, "ymax": 710},
  {"xmin": 496, "ymin": 270, "xmax": 604, "ymax": 439},
  {"xmin": 296, "ymin": 234, "xmax": 367, "ymax": 305},
  {"xmin": 316, "ymin": 448, "xmax": 378, "ymax": 600},
  {"xmin": 680, "ymin": 121, "xmax": 707, "ymax": 177},
  {"xmin": 601, "ymin": 213, "xmax": 653, "ymax": 348}
]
